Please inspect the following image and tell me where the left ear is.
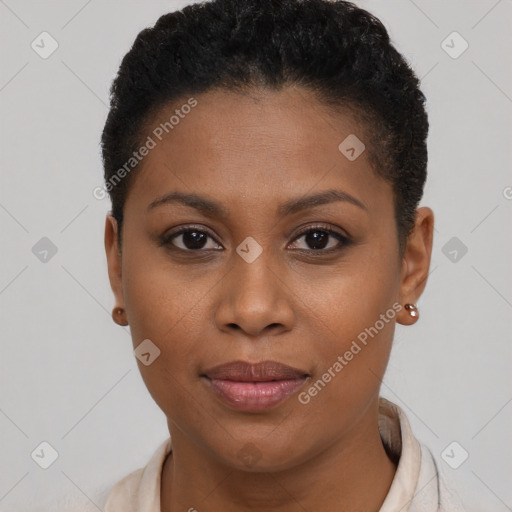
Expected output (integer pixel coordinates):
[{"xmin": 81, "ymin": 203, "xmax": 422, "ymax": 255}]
[{"xmin": 397, "ymin": 207, "xmax": 434, "ymax": 325}]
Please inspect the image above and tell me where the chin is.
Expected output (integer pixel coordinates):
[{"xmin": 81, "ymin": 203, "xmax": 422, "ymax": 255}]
[{"xmin": 209, "ymin": 437, "xmax": 310, "ymax": 473}]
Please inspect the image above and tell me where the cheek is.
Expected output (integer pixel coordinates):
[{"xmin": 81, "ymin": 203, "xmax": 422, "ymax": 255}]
[
  {"xmin": 120, "ymin": 242, "xmax": 207, "ymax": 407},
  {"xmin": 121, "ymin": 237, "xmax": 200, "ymax": 340},
  {"xmin": 304, "ymin": 287, "xmax": 397, "ymax": 401},
  {"xmin": 296, "ymin": 246, "xmax": 400, "ymax": 407}
]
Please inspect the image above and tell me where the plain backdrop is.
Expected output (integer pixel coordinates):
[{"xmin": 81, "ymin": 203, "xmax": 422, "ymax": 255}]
[{"xmin": 1, "ymin": 0, "xmax": 511, "ymax": 510}]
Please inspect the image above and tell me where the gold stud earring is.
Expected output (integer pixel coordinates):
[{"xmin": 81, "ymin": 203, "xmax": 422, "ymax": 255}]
[{"xmin": 404, "ymin": 303, "xmax": 419, "ymax": 319}]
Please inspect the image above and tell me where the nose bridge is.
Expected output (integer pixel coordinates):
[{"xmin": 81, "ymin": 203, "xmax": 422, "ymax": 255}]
[
  {"xmin": 234, "ymin": 244, "xmax": 277, "ymax": 303},
  {"xmin": 215, "ymin": 239, "xmax": 294, "ymax": 336}
]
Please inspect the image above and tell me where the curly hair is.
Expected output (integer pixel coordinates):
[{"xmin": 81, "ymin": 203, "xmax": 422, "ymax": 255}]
[{"xmin": 100, "ymin": 0, "xmax": 428, "ymax": 254}]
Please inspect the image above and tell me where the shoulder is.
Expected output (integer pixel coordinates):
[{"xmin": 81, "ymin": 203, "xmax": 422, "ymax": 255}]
[
  {"xmin": 104, "ymin": 437, "xmax": 172, "ymax": 512},
  {"xmin": 103, "ymin": 467, "xmax": 146, "ymax": 512},
  {"xmin": 378, "ymin": 398, "xmax": 470, "ymax": 512},
  {"xmin": 414, "ymin": 441, "xmax": 470, "ymax": 512},
  {"xmin": 435, "ymin": 450, "xmax": 472, "ymax": 512}
]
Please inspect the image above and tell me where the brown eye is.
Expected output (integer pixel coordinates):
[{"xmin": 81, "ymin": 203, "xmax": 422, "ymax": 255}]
[
  {"xmin": 288, "ymin": 225, "xmax": 349, "ymax": 252},
  {"xmin": 162, "ymin": 227, "xmax": 222, "ymax": 251}
]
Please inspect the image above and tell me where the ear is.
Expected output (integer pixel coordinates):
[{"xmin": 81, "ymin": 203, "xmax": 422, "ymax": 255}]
[
  {"xmin": 104, "ymin": 214, "xmax": 125, "ymax": 314},
  {"xmin": 396, "ymin": 207, "xmax": 434, "ymax": 326}
]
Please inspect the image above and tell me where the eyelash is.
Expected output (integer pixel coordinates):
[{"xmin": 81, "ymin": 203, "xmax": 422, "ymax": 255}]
[{"xmin": 161, "ymin": 223, "xmax": 351, "ymax": 255}]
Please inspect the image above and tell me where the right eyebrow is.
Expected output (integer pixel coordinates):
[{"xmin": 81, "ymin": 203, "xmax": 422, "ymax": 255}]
[{"xmin": 147, "ymin": 192, "xmax": 229, "ymax": 218}]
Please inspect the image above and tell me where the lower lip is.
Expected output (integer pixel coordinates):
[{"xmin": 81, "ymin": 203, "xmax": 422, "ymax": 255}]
[{"xmin": 205, "ymin": 377, "xmax": 307, "ymax": 411}]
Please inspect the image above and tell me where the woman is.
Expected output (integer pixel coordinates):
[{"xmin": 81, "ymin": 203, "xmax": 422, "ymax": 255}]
[{"xmin": 100, "ymin": 0, "xmax": 465, "ymax": 510}]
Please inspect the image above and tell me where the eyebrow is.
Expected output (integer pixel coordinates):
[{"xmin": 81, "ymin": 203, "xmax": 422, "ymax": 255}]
[
  {"xmin": 278, "ymin": 189, "xmax": 367, "ymax": 216},
  {"xmin": 146, "ymin": 189, "xmax": 367, "ymax": 217}
]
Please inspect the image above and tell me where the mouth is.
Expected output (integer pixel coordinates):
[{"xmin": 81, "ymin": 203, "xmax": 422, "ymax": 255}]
[{"xmin": 201, "ymin": 360, "xmax": 310, "ymax": 412}]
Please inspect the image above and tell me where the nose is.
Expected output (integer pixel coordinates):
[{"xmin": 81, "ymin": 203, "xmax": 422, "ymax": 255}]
[{"xmin": 213, "ymin": 251, "xmax": 296, "ymax": 339}]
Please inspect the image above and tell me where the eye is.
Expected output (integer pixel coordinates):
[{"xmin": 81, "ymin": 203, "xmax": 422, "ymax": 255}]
[
  {"xmin": 288, "ymin": 224, "xmax": 349, "ymax": 252},
  {"xmin": 162, "ymin": 226, "xmax": 222, "ymax": 251},
  {"xmin": 162, "ymin": 223, "xmax": 350, "ymax": 254}
]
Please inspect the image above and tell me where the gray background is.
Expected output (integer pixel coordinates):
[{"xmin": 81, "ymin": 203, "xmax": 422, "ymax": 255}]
[{"xmin": 1, "ymin": 0, "xmax": 511, "ymax": 510}]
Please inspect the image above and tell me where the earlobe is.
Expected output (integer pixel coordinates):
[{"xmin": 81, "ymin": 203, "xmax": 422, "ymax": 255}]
[
  {"xmin": 396, "ymin": 207, "xmax": 434, "ymax": 326},
  {"xmin": 104, "ymin": 214, "xmax": 127, "ymax": 325}
]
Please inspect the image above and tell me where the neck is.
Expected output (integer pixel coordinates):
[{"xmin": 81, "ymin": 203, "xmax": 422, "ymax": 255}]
[{"xmin": 161, "ymin": 399, "xmax": 397, "ymax": 512}]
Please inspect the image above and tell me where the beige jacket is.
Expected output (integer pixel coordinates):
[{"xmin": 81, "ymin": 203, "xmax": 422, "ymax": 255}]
[{"xmin": 104, "ymin": 398, "xmax": 467, "ymax": 511}]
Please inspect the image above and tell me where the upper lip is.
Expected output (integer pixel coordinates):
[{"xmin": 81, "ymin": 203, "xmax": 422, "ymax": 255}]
[{"xmin": 202, "ymin": 360, "xmax": 309, "ymax": 382}]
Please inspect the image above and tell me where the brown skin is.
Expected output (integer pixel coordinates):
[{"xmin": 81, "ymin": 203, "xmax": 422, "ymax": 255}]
[{"xmin": 105, "ymin": 87, "xmax": 434, "ymax": 512}]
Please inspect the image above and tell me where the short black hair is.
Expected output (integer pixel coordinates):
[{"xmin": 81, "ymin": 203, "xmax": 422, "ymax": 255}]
[{"xmin": 101, "ymin": 0, "xmax": 428, "ymax": 254}]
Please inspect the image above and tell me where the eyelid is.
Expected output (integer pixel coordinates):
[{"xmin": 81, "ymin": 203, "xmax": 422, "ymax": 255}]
[
  {"xmin": 288, "ymin": 222, "xmax": 349, "ymax": 250},
  {"xmin": 291, "ymin": 222, "xmax": 349, "ymax": 240},
  {"xmin": 166, "ymin": 223, "xmax": 217, "ymax": 238}
]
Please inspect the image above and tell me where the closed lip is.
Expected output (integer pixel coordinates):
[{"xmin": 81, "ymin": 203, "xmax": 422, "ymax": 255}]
[{"xmin": 202, "ymin": 360, "xmax": 310, "ymax": 381}]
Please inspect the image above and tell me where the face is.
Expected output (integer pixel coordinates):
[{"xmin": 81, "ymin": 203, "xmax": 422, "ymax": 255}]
[{"xmin": 105, "ymin": 87, "xmax": 433, "ymax": 471}]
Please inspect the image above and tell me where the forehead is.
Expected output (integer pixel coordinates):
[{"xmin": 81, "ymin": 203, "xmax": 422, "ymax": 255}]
[{"xmin": 125, "ymin": 87, "xmax": 390, "ymax": 217}]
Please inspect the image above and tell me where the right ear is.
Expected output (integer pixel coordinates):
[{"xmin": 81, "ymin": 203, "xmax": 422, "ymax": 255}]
[{"xmin": 104, "ymin": 214, "xmax": 125, "ymax": 312}]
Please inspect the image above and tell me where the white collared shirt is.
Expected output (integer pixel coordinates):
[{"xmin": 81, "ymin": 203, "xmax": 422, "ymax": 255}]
[{"xmin": 103, "ymin": 398, "xmax": 467, "ymax": 511}]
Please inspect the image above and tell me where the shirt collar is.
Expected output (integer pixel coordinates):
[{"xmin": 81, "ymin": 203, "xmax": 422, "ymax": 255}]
[
  {"xmin": 377, "ymin": 397, "xmax": 424, "ymax": 511},
  {"xmin": 105, "ymin": 397, "xmax": 438, "ymax": 512}
]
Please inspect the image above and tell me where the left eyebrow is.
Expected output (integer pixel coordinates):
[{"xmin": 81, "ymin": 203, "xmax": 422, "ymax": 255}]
[
  {"xmin": 146, "ymin": 188, "xmax": 367, "ymax": 217},
  {"xmin": 277, "ymin": 189, "xmax": 368, "ymax": 217}
]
